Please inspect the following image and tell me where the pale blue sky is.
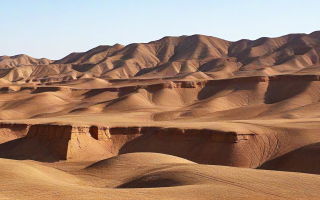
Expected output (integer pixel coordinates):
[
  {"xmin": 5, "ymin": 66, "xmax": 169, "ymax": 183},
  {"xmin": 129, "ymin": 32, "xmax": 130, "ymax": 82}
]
[{"xmin": 1, "ymin": 0, "xmax": 319, "ymax": 60}]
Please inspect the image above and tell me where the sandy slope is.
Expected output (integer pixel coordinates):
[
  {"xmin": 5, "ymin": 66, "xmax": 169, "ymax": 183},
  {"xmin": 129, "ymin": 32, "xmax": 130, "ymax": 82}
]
[{"xmin": 0, "ymin": 153, "xmax": 319, "ymax": 199}]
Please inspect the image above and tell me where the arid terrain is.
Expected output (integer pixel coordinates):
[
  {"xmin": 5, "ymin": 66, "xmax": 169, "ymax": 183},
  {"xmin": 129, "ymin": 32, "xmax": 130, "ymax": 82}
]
[{"xmin": 1, "ymin": 32, "xmax": 320, "ymax": 199}]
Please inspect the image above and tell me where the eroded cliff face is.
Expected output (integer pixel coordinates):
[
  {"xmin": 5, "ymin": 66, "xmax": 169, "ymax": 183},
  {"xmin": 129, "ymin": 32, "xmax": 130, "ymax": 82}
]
[
  {"xmin": 0, "ymin": 123, "xmax": 29, "ymax": 144},
  {"xmin": 0, "ymin": 124, "xmax": 142, "ymax": 162},
  {"xmin": 1, "ymin": 123, "xmax": 317, "ymax": 167}
]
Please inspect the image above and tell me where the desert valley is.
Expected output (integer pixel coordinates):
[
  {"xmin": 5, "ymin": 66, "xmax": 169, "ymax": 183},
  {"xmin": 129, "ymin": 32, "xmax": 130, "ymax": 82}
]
[{"xmin": 1, "ymin": 32, "xmax": 320, "ymax": 199}]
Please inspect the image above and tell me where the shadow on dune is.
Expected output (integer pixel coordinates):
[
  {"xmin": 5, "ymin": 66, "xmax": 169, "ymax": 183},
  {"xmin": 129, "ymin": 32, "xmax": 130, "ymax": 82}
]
[
  {"xmin": 197, "ymin": 78, "xmax": 260, "ymax": 101},
  {"xmin": 0, "ymin": 136, "xmax": 68, "ymax": 162},
  {"xmin": 197, "ymin": 83, "xmax": 228, "ymax": 100},
  {"xmin": 118, "ymin": 133, "xmax": 235, "ymax": 166},
  {"xmin": 71, "ymin": 64, "xmax": 96, "ymax": 72},
  {"xmin": 264, "ymin": 79, "xmax": 311, "ymax": 104},
  {"xmin": 117, "ymin": 177, "xmax": 182, "ymax": 188},
  {"xmin": 259, "ymin": 142, "xmax": 320, "ymax": 174}
]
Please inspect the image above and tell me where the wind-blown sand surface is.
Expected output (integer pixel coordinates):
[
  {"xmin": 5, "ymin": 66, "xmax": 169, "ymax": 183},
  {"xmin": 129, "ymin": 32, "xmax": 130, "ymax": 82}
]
[
  {"xmin": 1, "ymin": 32, "xmax": 320, "ymax": 199},
  {"xmin": 1, "ymin": 153, "xmax": 320, "ymax": 199}
]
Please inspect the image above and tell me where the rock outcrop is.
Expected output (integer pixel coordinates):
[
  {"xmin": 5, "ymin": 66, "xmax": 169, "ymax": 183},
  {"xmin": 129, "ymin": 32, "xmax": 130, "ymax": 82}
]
[
  {"xmin": 1, "ymin": 123, "xmax": 319, "ymax": 168},
  {"xmin": 0, "ymin": 123, "xmax": 29, "ymax": 144}
]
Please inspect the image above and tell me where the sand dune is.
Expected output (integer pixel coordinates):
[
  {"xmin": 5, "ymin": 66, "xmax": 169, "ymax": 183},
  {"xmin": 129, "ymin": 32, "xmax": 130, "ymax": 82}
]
[{"xmin": 0, "ymin": 153, "xmax": 320, "ymax": 199}]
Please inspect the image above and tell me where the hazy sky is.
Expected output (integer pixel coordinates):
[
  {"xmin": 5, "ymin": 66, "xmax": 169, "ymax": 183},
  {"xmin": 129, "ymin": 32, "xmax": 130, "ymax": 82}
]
[{"xmin": 1, "ymin": 0, "xmax": 319, "ymax": 60}]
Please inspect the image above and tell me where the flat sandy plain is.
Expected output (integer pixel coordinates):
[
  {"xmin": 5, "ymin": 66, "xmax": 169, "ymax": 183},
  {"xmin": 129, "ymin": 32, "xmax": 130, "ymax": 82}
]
[{"xmin": 1, "ymin": 32, "xmax": 320, "ymax": 199}]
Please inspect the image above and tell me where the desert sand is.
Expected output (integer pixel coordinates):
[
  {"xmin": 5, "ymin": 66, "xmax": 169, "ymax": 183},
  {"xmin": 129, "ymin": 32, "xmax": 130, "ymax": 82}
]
[{"xmin": 1, "ymin": 32, "xmax": 320, "ymax": 199}]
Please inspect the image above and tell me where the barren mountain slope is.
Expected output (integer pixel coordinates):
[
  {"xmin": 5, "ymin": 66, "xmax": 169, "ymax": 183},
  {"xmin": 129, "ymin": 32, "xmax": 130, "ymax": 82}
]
[{"xmin": 1, "ymin": 31, "xmax": 320, "ymax": 82}]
